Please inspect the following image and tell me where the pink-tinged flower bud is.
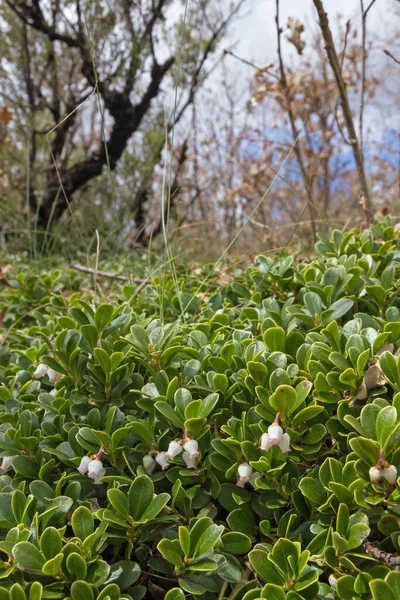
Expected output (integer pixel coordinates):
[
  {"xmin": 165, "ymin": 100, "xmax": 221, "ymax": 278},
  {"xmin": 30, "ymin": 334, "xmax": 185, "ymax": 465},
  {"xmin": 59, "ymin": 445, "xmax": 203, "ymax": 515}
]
[
  {"xmin": 47, "ymin": 368, "xmax": 62, "ymax": 383},
  {"xmin": 249, "ymin": 471, "xmax": 261, "ymax": 489},
  {"xmin": 88, "ymin": 459, "xmax": 104, "ymax": 479},
  {"xmin": 183, "ymin": 439, "xmax": 199, "ymax": 459},
  {"xmin": 260, "ymin": 433, "xmax": 272, "ymax": 451},
  {"xmin": 369, "ymin": 466, "xmax": 382, "ymax": 483},
  {"xmin": 182, "ymin": 452, "xmax": 197, "ymax": 469},
  {"xmin": 383, "ymin": 465, "xmax": 397, "ymax": 485},
  {"xmin": 267, "ymin": 423, "xmax": 283, "ymax": 445},
  {"xmin": 155, "ymin": 452, "xmax": 170, "ymax": 470},
  {"xmin": 143, "ymin": 455, "xmax": 156, "ymax": 475},
  {"xmin": 166, "ymin": 441, "xmax": 182, "ymax": 459},
  {"xmin": 237, "ymin": 463, "xmax": 252, "ymax": 486},
  {"xmin": 77, "ymin": 456, "xmax": 91, "ymax": 475},
  {"xmin": 34, "ymin": 363, "xmax": 48, "ymax": 379},
  {"xmin": 278, "ymin": 433, "xmax": 291, "ymax": 453},
  {"xmin": 0, "ymin": 456, "xmax": 13, "ymax": 474}
]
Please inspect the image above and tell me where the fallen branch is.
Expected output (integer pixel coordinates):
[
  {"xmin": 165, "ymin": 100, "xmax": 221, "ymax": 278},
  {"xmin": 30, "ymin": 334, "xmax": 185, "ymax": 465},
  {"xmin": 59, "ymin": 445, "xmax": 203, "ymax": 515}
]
[
  {"xmin": 364, "ymin": 542, "xmax": 400, "ymax": 568},
  {"xmin": 71, "ymin": 264, "xmax": 147, "ymax": 284}
]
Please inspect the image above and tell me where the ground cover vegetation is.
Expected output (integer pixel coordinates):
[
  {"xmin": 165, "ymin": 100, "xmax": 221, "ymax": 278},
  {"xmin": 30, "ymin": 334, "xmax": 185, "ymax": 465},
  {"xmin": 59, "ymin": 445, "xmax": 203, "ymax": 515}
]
[{"xmin": 0, "ymin": 219, "xmax": 399, "ymax": 599}]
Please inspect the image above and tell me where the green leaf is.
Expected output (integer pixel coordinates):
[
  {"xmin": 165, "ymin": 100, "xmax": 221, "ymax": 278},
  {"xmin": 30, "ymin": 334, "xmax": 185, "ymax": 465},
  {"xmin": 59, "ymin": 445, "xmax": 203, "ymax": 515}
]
[
  {"xmin": 247, "ymin": 361, "xmax": 269, "ymax": 386},
  {"xmin": 269, "ymin": 385, "xmax": 297, "ymax": 416},
  {"xmin": 105, "ymin": 560, "xmax": 141, "ymax": 588},
  {"xmin": 263, "ymin": 327, "xmax": 285, "ymax": 352},
  {"xmin": 349, "ymin": 437, "xmax": 380, "ymax": 466},
  {"xmin": 40, "ymin": 527, "xmax": 62, "ymax": 560},
  {"xmin": 193, "ymin": 524, "xmax": 224, "ymax": 558},
  {"xmin": 261, "ymin": 584, "xmax": 286, "ymax": 600},
  {"xmin": 226, "ymin": 508, "xmax": 257, "ymax": 536},
  {"xmin": 13, "ymin": 541, "xmax": 45, "ymax": 571},
  {"xmin": 94, "ymin": 348, "xmax": 111, "ymax": 377},
  {"xmin": 94, "ymin": 304, "xmax": 115, "ymax": 332},
  {"xmin": 179, "ymin": 527, "xmax": 190, "ymax": 557},
  {"xmin": 164, "ymin": 589, "xmax": 185, "ymax": 600},
  {"xmin": 248, "ymin": 549, "xmax": 284, "ymax": 585},
  {"xmin": 107, "ymin": 488, "xmax": 129, "ymax": 518},
  {"xmin": 298, "ymin": 478, "xmax": 326, "ymax": 505},
  {"xmin": 28, "ymin": 582, "xmax": 43, "ymax": 600},
  {"xmin": 155, "ymin": 401, "xmax": 184, "ymax": 427},
  {"xmin": 42, "ymin": 553, "xmax": 63, "ymax": 576},
  {"xmin": 80, "ymin": 324, "xmax": 99, "ymax": 349},
  {"xmin": 376, "ymin": 406, "xmax": 397, "ymax": 449},
  {"xmin": 128, "ymin": 475, "xmax": 154, "ymax": 521},
  {"xmin": 10, "ymin": 584, "xmax": 26, "ymax": 600},
  {"xmin": 66, "ymin": 552, "xmax": 87, "ymax": 580},
  {"xmin": 157, "ymin": 539, "xmax": 184, "ymax": 566},
  {"xmin": 369, "ymin": 580, "xmax": 396, "ymax": 600},
  {"xmin": 12, "ymin": 456, "xmax": 39, "ymax": 479},
  {"xmin": 140, "ymin": 493, "xmax": 170, "ymax": 522},
  {"xmin": 379, "ymin": 351, "xmax": 400, "ymax": 389},
  {"xmin": 70, "ymin": 581, "xmax": 94, "ymax": 600},
  {"xmin": 221, "ymin": 532, "xmax": 252, "ymax": 554},
  {"xmin": 97, "ymin": 584, "xmax": 121, "ymax": 600},
  {"xmin": 322, "ymin": 299, "xmax": 353, "ymax": 324},
  {"xmin": 128, "ymin": 421, "xmax": 153, "ymax": 448},
  {"xmin": 71, "ymin": 506, "xmax": 94, "ymax": 541}
]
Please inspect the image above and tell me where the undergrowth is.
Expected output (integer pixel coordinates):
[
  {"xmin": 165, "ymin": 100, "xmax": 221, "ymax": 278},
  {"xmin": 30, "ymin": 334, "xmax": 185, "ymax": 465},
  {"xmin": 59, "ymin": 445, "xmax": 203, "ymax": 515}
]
[{"xmin": 0, "ymin": 217, "xmax": 399, "ymax": 599}]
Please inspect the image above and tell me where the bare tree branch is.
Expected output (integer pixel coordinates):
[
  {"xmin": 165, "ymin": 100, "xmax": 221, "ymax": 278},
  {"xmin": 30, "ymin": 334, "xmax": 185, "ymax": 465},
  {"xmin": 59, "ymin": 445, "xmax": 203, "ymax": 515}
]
[
  {"xmin": 359, "ymin": 0, "xmax": 377, "ymax": 151},
  {"xmin": 313, "ymin": 0, "xmax": 372, "ymax": 226}
]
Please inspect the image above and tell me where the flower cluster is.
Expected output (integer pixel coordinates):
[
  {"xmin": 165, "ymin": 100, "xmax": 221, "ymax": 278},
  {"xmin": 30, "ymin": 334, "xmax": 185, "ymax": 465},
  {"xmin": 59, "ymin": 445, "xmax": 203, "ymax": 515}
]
[
  {"xmin": 77, "ymin": 447, "xmax": 106, "ymax": 484},
  {"xmin": 142, "ymin": 437, "xmax": 200, "ymax": 473},
  {"xmin": 260, "ymin": 413, "xmax": 290, "ymax": 453},
  {"xmin": 369, "ymin": 451, "xmax": 398, "ymax": 485},
  {"xmin": 369, "ymin": 464, "xmax": 397, "ymax": 485},
  {"xmin": 33, "ymin": 363, "xmax": 62, "ymax": 383}
]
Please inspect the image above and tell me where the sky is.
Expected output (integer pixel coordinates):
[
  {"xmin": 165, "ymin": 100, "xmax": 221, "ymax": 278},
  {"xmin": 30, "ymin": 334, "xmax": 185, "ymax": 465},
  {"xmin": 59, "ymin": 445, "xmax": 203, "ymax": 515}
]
[
  {"xmin": 232, "ymin": 0, "xmax": 396, "ymax": 61},
  {"xmin": 225, "ymin": 0, "xmax": 400, "ymax": 136}
]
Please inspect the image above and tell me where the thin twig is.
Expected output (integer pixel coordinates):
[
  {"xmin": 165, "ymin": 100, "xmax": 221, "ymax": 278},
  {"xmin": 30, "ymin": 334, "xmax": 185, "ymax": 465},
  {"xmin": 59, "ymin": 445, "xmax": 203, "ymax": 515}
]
[
  {"xmin": 359, "ymin": 0, "xmax": 377, "ymax": 152},
  {"xmin": 223, "ymin": 48, "xmax": 260, "ymax": 71},
  {"xmin": 71, "ymin": 264, "xmax": 147, "ymax": 284},
  {"xmin": 384, "ymin": 48, "xmax": 400, "ymax": 66},
  {"xmin": 313, "ymin": 0, "xmax": 372, "ymax": 226}
]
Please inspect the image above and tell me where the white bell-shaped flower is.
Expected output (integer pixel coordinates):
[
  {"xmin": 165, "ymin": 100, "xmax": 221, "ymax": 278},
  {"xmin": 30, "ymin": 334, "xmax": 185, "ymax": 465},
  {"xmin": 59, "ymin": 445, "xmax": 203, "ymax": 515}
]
[
  {"xmin": 0, "ymin": 456, "xmax": 13, "ymax": 474},
  {"xmin": 143, "ymin": 455, "xmax": 156, "ymax": 475},
  {"xmin": 87, "ymin": 459, "xmax": 104, "ymax": 482},
  {"xmin": 166, "ymin": 441, "xmax": 182, "ymax": 459},
  {"xmin": 278, "ymin": 433, "xmax": 291, "ymax": 453},
  {"xmin": 77, "ymin": 456, "xmax": 91, "ymax": 475},
  {"xmin": 183, "ymin": 439, "xmax": 199, "ymax": 459},
  {"xmin": 267, "ymin": 422, "xmax": 283, "ymax": 445},
  {"xmin": 383, "ymin": 465, "xmax": 397, "ymax": 485},
  {"xmin": 34, "ymin": 363, "xmax": 48, "ymax": 379},
  {"xmin": 182, "ymin": 452, "xmax": 196, "ymax": 469},
  {"xmin": 47, "ymin": 368, "xmax": 62, "ymax": 383},
  {"xmin": 237, "ymin": 463, "xmax": 252, "ymax": 487},
  {"xmin": 260, "ymin": 433, "xmax": 272, "ymax": 451},
  {"xmin": 155, "ymin": 452, "xmax": 170, "ymax": 470},
  {"xmin": 369, "ymin": 466, "xmax": 381, "ymax": 483}
]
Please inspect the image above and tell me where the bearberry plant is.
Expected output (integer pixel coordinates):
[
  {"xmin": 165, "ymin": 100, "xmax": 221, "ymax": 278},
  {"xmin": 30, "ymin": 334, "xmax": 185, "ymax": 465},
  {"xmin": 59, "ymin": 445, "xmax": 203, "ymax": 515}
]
[{"xmin": 0, "ymin": 217, "xmax": 400, "ymax": 600}]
